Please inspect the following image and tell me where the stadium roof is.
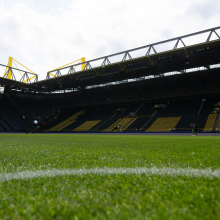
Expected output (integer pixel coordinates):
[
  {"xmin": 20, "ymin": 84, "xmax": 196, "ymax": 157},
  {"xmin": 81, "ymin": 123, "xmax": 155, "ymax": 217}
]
[{"xmin": 0, "ymin": 26, "xmax": 220, "ymax": 92}]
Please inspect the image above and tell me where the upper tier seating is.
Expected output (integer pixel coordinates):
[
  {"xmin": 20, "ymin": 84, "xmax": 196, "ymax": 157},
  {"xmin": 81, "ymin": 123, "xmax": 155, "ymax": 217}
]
[{"xmin": 7, "ymin": 68, "xmax": 220, "ymax": 110}]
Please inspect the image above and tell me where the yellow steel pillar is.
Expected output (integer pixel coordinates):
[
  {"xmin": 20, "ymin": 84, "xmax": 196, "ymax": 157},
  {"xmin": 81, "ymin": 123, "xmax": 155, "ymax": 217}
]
[
  {"xmin": 81, "ymin": 57, "xmax": 86, "ymax": 71},
  {"xmin": 4, "ymin": 56, "xmax": 13, "ymax": 79}
]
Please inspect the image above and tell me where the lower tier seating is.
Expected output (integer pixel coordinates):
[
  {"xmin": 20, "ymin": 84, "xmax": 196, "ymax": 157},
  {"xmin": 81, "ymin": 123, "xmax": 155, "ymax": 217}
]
[
  {"xmin": 1, "ymin": 90, "xmax": 219, "ymax": 132},
  {"xmin": 175, "ymin": 115, "xmax": 209, "ymax": 131},
  {"xmin": 203, "ymin": 114, "xmax": 217, "ymax": 132},
  {"xmin": 113, "ymin": 118, "xmax": 134, "ymax": 132},
  {"xmin": 48, "ymin": 110, "xmax": 85, "ymax": 131},
  {"xmin": 74, "ymin": 120, "xmax": 101, "ymax": 131},
  {"xmin": 105, "ymin": 118, "xmax": 122, "ymax": 132},
  {"xmin": 147, "ymin": 117, "xmax": 181, "ymax": 132},
  {"xmin": 216, "ymin": 116, "xmax": 220, "ymax": 132}
]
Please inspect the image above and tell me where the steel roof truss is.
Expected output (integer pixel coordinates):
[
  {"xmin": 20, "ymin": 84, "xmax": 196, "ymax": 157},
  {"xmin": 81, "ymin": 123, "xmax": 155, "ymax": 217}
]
[
  {"xmin": 122, "ymin": 52, "xmax": 132, "ymax": 61},
  {"xmin": 67, "ymin": 66, "xmax": 76, "ymax": 74},
  {"xmin": 101, "ymin": 57, "xmax": 111, "ymax": 66},
  {"xmin": 207, "ymin": 29, "xmax": 220, "ymax": 42},
  {"xmin": 173, "ymin": 38, "xmax": 186, "ymax": 49},
  {"xmin": 146, "ymin": 45, "xmax": 157, "ymax": 56}
]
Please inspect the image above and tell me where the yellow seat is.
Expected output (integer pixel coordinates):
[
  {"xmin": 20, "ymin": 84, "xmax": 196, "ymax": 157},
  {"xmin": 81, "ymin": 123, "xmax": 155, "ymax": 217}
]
[
  {"xmin": 147, "ymin": 117, "xmax": 181, "ymax": 132},
  {"xmin": 49, "ymin": 110, "xmax": 85, "ymax": 131},
  {"xmin": 74, "ymin": 120, "xmax": 101, "ymax": 131},
  {"xmin": 203, "ymin": 114, "xmax": 217, "ymax": 132}
]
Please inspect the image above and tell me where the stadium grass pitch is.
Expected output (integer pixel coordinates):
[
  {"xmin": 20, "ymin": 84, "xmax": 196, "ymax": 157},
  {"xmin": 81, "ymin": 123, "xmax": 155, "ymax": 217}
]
[{"xmin": 0, "ymin": 134, "xmax": 220, "ymax": 219}]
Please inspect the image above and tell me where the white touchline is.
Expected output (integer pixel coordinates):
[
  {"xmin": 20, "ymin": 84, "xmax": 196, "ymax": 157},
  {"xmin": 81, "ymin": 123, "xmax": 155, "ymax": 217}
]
[{"xmin": 0, "ymin": 167, "xmax": 220, "ymax": 182}]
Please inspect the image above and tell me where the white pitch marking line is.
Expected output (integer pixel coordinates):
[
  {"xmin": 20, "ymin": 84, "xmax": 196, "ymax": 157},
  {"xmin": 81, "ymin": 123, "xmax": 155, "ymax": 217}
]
[{"xmin": 0, "ymin": 167, "xmax": 220, "ymax": 182}]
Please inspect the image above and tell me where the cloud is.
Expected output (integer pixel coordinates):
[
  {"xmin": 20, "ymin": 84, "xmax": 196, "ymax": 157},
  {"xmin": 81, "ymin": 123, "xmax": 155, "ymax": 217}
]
[
  {"xmin": 0, "ymin": 0, "xmax": 219, "ymax": 80},
  {"xmin": 187, "ymin": 0, "xmax": 220, "ymax": 20}
]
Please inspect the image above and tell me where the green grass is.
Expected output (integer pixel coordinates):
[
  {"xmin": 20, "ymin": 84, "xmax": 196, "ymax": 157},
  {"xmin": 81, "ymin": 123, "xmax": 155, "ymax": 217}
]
[{"xmin": 0, "ymin": 134, "xmax": 220, "ymax": 219}]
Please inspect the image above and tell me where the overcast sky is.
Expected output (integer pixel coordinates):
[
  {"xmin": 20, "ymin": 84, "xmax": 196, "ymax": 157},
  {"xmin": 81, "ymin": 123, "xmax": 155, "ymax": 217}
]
[{"xmin": 0, "ymin": 0, "xmax": 219, "ymax": 80}]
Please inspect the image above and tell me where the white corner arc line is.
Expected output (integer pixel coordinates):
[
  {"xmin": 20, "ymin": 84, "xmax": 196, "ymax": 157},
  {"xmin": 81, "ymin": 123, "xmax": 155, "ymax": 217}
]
[{"xmin": 0, "ymin": 167, "xmax": 220, "ymax": 182}]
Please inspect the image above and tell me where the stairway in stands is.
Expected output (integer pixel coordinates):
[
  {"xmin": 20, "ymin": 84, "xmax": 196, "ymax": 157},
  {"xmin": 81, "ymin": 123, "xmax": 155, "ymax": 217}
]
[
  {"xmin": 48, "ymin": 110, "xmax": 85, "ymax": 131},
  {"xmin": 147, "ymin": 117, "xmax": 181, "ymax": 132},
  {"xmin": 104, "ymin": 105, "xmax": 144, "ymax": 132},
  {"xmin": 105, "ymin": 118, "xmax": 122, "ymax": 132},
  {"xmin": 113, "ymin": 117, "xmax": 135, "ymax": 132},
  {"xmin": 105, "ymin": 116, "xmax": 137, "ymax": 132},
  {"xmin": 119, "ymin": 117, "xmax": 138, "ymax": 132}
]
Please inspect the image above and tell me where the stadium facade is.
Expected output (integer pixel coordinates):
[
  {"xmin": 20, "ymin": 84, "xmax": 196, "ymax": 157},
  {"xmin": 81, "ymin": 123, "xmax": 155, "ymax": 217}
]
[{"xmin": 0, "ymin": 27, "xmax": 220, "ymax": 133}]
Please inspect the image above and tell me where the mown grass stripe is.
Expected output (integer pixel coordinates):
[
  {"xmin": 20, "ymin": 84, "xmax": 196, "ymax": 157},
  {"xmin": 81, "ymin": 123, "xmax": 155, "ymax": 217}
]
[{"xmin": 1, "ymin": 167, "xmax": 220, "ymax": 182}]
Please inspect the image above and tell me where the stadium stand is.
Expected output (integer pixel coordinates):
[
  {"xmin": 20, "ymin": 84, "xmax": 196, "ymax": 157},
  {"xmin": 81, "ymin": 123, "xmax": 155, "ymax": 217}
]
[
  {"xmin": 2, "ymin": 87, "xmax": 220, "ymax": 133},
  {"xmin": 0, "ymin": 29, "xmax": 220, "ymax": 132}
]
